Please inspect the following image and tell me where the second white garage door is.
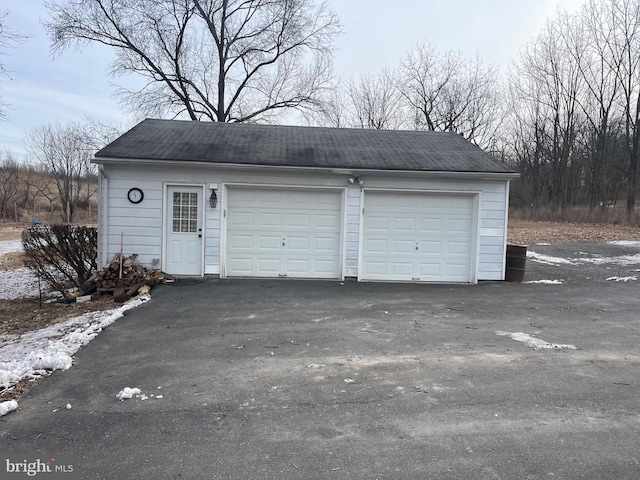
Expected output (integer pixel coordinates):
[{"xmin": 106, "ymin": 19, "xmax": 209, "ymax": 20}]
[
  {"xmin": 361, "ymin": 191, "xmax": 476, "ymax": 283},
  {"xmin": 225, "ymin": 188, "xmax": 342, "ymax": 278}
]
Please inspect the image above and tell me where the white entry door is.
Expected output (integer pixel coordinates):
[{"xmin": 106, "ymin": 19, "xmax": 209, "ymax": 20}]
[
  {"xmin": 165, "ymin": 186, "xmax": 203, "ymax": 275},
  {"xmin": 225, "ymin": 188, "xmax": 342, "ymax": 278},
  {"xmin": 361, "ymin": 191, "xmax": 476, "ymax": 283}
]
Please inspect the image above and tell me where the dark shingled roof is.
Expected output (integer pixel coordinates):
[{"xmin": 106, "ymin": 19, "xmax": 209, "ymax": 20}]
[{"xmin": 95, "ymin": 118, "xmax": 516, "ymax": 174}]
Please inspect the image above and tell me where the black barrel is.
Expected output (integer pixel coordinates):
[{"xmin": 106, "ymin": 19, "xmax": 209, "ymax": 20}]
[{"xmin": 505, "ymin": 244, "xmax": 527, "ymax": 282}]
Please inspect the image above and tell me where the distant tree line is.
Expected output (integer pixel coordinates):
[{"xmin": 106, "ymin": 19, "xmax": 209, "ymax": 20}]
[
  {"xmin": 2, "ymin": 0, "xmax": 639, "ymax": 224},
  {"xmin": 307, "ymin": 0, "xmax": 640, "ymax": 221},
  {"xmin": 0, "ymin": 118, "xmax": 119, "ymax": 224}
]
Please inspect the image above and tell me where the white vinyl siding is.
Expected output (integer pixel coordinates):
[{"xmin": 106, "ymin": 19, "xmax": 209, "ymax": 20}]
[{"xmin": 344, "ymin": 186, "xmax": 361, "ymax": 277}]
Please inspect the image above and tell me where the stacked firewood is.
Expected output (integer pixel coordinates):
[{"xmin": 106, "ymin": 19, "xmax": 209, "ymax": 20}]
[{"xmin": 84, "ymin": 254, "xmax": 173, "ymax": 298}]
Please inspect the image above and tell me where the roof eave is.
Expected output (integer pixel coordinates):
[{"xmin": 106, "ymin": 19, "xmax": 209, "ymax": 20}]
[{"xmin": 92, "ymin": 156, "xmax": 520, "ymax": 180}]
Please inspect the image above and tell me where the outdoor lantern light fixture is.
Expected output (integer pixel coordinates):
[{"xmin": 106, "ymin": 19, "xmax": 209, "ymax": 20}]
[{"xmin": 209, "ymin": 190, "xmax": 218, "ymax": 208}]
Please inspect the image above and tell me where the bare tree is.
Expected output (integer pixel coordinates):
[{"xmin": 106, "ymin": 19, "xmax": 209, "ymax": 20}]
[
  {"xmin": 347, "ymin": 69, "xmax": 404, "ymax": 130},
  {"xmin": 514, "ymin": 13, "xmax": 585, "ymax": 209},
  {"xmin": 0, "ymin": 9, "xmax": 27, "ymax": 120},
  {"xmin": 26, "ymin": 122, "xmax": 96, "ymax": 223},
  {"xmin": 0, "ymin": 150, "xmax": 21, "ymax": 222},
  {"xmin": 44, "ymin": 0, "xmax": 341, "ymax": 123},
  {"xmin": 399, "ymin": 43, "xmax": 502, "ymax": 148},
  {"xmin": 603, "ymin": 0, "xmax": 640, "ymax": 216},
  {"xmin": 303, "ymin": 83, "xmax": 349, "ymax": 128}
]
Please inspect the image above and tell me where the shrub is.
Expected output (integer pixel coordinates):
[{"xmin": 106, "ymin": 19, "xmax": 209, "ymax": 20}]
[{"xmin": 22, "ymin": 225, "xmax": 97, "ymax": 298}]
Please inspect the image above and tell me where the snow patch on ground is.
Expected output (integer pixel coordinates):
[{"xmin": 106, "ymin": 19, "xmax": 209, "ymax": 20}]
[
  {"xmin": 497, "ymin": 331, "xmax": 577, "ymax": 350},
  {"xmin": 0, "ymin": 239, "xmax": 45, "ymax": 299},
  {"xmin": 526, "ymin": 279, "xmax": 563, "ymax": 285},
  {"xmin": 0, "ymin": 294, "xmax": 151, "ymax": 392},
  {"xmin": 116, "ymin": 387, "xmax": 141, "ymax": 401},
  {"xmin": 609, "ymin": 240, "xmax": 640, "ymax": 247},
  {"xmin": 0, "ymin": 268, "xmax": 41, "ymax": 299},
  {"xmin": 526, "ymin": 252, "xmax": 577, "ymax": 266},
  {"xmin": 0, "ymin": 239, "xmax": 23, "ymax": 257},
  {"xmin": 606, "ymin": 276, "xmax": 637, "ymax": 282},
  {"xmin": 528, "ymin": 249, "xmax": 640, "ymax": 267}
]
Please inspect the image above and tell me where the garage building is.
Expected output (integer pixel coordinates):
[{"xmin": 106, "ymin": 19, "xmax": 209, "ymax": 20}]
[{"xmin": 94, "ymin": 119, "xmax": 518, "ymax": 283}]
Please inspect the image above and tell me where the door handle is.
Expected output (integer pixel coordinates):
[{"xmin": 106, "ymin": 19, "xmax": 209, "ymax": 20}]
[{"xmin": 282, "ymin": 238, "xmax": 286, "ymax": 246}]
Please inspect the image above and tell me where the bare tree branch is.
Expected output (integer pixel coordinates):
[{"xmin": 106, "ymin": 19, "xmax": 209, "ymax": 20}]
[{"xmin": 44, "ymin": 0, "xmax": 342, "ymax": 123}]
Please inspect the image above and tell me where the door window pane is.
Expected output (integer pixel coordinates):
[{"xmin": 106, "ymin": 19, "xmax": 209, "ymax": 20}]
[{"xmin": 172, "ymin": 192, "xmax": 198, "ymax": 233}]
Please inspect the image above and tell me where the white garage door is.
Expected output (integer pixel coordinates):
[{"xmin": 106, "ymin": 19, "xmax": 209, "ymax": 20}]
[
  {"xmin": 225, "ymin": 188, "xmax": 342, "ymax": 278},
  {"xmin": 361, "ymin": 192, "xmax": 476, "ymax": 283}
]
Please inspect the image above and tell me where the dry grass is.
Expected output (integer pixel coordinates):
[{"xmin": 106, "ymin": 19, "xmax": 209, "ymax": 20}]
[
  {"xmin": 508, "ymin": 219, "xmax": 640, "ymax": 245},
  {"xmin": 0, "ymin": 251, "xmax": 25, "ymax": 270},
  {"xmin": 0, "ymin": 226, "xmax": 23, "ymax": 241}
]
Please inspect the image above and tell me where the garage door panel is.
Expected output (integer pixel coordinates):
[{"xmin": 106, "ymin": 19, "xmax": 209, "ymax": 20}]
[
  {"xmin": 394, "ymin": 217, "xmax": 417, "ymax": 231},
  {"xmin": 316, "ymin": 213, "xmax": 340, "ymax": 228},
  {"xmin": 258, "ymin": 258, "xmax": 280, "ymax": 275},
  {"xmin": 445, "ymin": 263, "xmax": 470, "ymax": 277},
  {"xmin": 229, "ymin": 234, "xmax": 253, "ymax": 249},
  {"xmin": 421, "ymin": 218, "xmax": 443, "ymax": 233},
  {"xmin": 315, "ymin": 237, "xmax": 340, "ymax": 252},
  {"xmin": 288, "ymin": 213, "xmax": 310, "ymax": 228},
  {"xmin": 365, "ymin": 238, "xmax": 388, "ymax": 253},
  {"xmin": 226, "ymin": 188, "xmax": 342, "ymax": 278},
  {"xmin": 366, "ymin": 216, "xmax": 389, "ymax": 231},
  {"xmin": 314, "ymin": 259, "xmax": 341, "ymax": 274},
  {"xmin": 259, "ymin": 212, "xmax": 282, "ymax": 228},
  {"xmin": 362, "ymin": 192, "xmax": 475, "ymax": 283},
  {"xmin": 287, "ymin": 236, "xmax": 309, "ymax": 251},
  {"xmin": 449, "ymin": 218, "xmax": 472, "ymax": 232},
  {"xmin": 392, "ymin": 262, "xmax": 414, "ymax": 276},
  {"xmin": 258, "ymin": 235, "xmax": 281, "ymax": 250},
  {"xmin": 285, "ymin": 258, "xmax": 310, "ymax": 273},
  {"xmin": 393, "ymin": 239, "xmax": 415, "ymax": 254},
  {"xmin": 229, "ymin": 211, "xmax": 254, "ymax": 227},
  {"xmin": 420, "ymin": 240, "xmax": 442, "ymax": 255},
  {"xmin": 228, "ymin": 257, "xmax": 253, "ymax": 275},
  {"xmin": 364, "ymin": 261, "xmax": 387, "ymax": 275},
  {"xmin": 418, "ymin": 262, "xmax": 441, "ymax": 277},
  {"xmin": 448, "ymin": 241, "xmax": 470, "ymax": 254}
]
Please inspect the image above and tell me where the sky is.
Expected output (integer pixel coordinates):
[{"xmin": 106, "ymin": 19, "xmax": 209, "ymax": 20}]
[{"xmin": 0, "ymin": 0, "xmax": 586, "ymax": 158}]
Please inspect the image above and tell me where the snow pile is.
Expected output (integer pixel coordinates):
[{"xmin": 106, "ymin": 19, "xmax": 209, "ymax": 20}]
[
  {"xmin": 0, "ymin": 294, "xmax": 151, "ymax": 391},
  {"xmin": 606, "ymin": 276, "xmax": 637, "ymax": 282},
  {"xmin": 0, "ymin": 400, "xmax": 18, "ymax": 417},
  {"xmin": 116, "ymin": 387, "xmax": 141, "ymax": 401},
  {"xmin": 115, "ymin": 388, "xmax": 164, "ymax": 401},
  {"xmin": 526, "ymin": 279, "xmax": 563, "ymax": 285},
  {"xmin": 497, "ymin": 331, "xmax": 577, "ymax": 350}
]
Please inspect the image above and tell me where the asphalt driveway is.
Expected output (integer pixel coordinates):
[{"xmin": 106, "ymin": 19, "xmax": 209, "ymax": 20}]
[{"xmin": 2, "ymin": 243, "xmax": 640, "ymax": 479}]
